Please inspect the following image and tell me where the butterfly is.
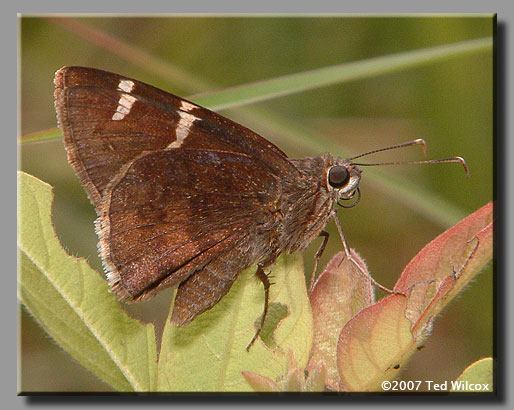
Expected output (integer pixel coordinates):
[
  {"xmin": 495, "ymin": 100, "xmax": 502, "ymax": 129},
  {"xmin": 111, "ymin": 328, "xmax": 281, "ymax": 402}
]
[{"xmin": 54, "ymin": 66, "xmax": 467, "ymax": 348}]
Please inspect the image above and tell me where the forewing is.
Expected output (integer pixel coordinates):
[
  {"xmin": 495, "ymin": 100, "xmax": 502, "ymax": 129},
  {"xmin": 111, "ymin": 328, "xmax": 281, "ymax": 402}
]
[
  {"xmin": 97, "ymin": 149, "xmax": 281, "ymax": 302},
  {"xmin": 54, "ymin": 66, "xmax": 293, "ymax": 208}
]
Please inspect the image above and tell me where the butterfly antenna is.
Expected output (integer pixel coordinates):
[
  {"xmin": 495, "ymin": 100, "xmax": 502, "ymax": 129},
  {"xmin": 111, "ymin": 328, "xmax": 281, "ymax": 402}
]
[
  {"xmin": 347, "ymin": 139, "xmax": 469, "ymax": 178},
  {"xmin": 347, "ymin": 139, "xmax": 427, "ymax": 161},
  {"xmin": 352, "ymin": 157, "xmax": 469, "ymax": 178}
]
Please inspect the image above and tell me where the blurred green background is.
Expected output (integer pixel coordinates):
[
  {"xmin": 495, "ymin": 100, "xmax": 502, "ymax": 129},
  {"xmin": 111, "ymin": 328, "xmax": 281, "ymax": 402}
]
[{"xmin": 19, "ymin": 16, "xmax": 493, "ymax": 392}]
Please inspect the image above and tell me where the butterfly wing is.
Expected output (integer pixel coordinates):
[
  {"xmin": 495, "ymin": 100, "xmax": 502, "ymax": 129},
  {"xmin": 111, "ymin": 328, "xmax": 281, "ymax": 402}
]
[
  {"xmin": 54, "ymin": 66, "xmax": 295, "ymax": 208},
  {"xmin": 97, "ymin": 148, "xmax": 282, "ymax": 303}
]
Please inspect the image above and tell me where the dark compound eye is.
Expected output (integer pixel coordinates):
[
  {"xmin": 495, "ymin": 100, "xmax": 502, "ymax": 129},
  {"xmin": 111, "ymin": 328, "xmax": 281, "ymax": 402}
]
[{"xmin": 328, "ymin": 165, "xmax": 350, "ymax": 188}]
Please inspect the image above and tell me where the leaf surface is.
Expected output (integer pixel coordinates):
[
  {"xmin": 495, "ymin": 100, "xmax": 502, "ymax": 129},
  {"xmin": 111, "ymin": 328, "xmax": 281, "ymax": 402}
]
[
  {"xmin": 157, "ymin": 253, "xmax": 313, "ymax": 392},
  {"xmin": 18, "ymin": 171, "xmax": 157, "ymax": 391},
  {"xmin": 337, "ymin": 203, "xmax": 493, "ymax": 391},
  {"xmin": 452, "ymin": 357, "xmax": 493, "ymax": 392},
  {"xmin": 308, "ymin": 250, "xmax": 374, "ymax": 390}
]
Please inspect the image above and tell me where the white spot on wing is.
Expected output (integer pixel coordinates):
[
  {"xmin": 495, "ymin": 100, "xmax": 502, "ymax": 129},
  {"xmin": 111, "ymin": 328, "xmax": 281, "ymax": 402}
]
[
  {"xmin": 167, "ymin": 100, "xmax": 201, "ymax": 149},
  {"xmin": 180, "ymin": 100, "xmax": 197, "ymax": 112},
  {"xmin": 112, "ymin": 80, "xmax": 136, "ymax": 121},
  {"xmin": 118, "ymin": 79, "xmax": 134, "ymax": 93}
]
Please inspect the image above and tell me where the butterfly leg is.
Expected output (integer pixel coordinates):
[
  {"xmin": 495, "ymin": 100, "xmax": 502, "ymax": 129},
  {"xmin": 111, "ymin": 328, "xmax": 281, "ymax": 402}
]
[
  {"xmin": 331, "ymin": 210, "xmax": 400, "ymax": 294},
  {"xmin": 246, "ymin": 264, "xmax": 271, "ymax": 351},
  {"xmin": 309, "ymin": 230, "xmax": 330, "ymax": 292}
]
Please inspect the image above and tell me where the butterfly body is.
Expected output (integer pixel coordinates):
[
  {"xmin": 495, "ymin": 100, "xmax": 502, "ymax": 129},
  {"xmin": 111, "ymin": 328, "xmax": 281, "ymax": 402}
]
[{"xmin": 54, "ymin": 66, "xmax": 362, "ymax": 328}]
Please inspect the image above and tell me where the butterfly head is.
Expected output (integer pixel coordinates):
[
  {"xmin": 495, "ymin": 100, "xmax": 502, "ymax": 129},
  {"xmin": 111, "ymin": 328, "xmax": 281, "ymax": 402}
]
[
  {"xmin": 326, "ymin": 138, "xmax": 469, "ymax": 209},
  {"xmin": 327, "ymin": 160, "xmax": 362, "ymax": 208}
]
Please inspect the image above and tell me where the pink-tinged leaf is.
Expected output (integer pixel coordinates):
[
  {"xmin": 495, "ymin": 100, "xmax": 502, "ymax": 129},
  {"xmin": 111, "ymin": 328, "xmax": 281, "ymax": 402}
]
[
  {"xmin": 243, "ymin": 350, "xmax": 315, "ymax": 392},
  {"xmin": 394, "ymin": 202, "xmax": 493, "ymax": 336},
  {"xmin": 287, "ymin": 348, "xmax": 298, "ymax": 372},
  {"xmin": 337, "ymin": 294, "xmax": 414, "ymax": 391},
  {"xmin": 285, "ymin": 367, "xmax": 306, "ymax": 392},
  {"xmin": 336, "ymin": 203, "xmax": 493, "ymax": 391},
  {"xmin": 284, "ymin": 349, "xmax": 305, "ymax": 391},
  {"xmin": 242, "ymin": 372, "xmax": 282, "ymax": 392},
  {"xmin": 305, "ymin": 363, "xmax": 327, "ymax": 392},
  {"xmin": 307, "ymin": 251, "xmax": 374, "ymax": 390}
]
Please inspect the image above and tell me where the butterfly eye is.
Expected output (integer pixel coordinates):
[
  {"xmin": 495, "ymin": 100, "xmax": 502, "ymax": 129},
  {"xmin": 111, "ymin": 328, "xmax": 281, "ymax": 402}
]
[{"xmin": 328, "ymin": 165, "xmax": 350, "ymax": 188}]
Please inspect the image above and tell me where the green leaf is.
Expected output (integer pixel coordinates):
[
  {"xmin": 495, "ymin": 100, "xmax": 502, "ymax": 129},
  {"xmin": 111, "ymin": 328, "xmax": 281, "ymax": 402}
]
[
  {"xmin": 452, "ymin": 357, "xmax": 493, "ymax": 392},
  {"xmin": 192, "ymin": 37, "xmax": 492, "ymax": 111},
  {"xmin": 18, "ymin": 128, "xmax": 62, "ymax": 144},
  {"xmin": 157, "ymin": 253, "xmax": 313, "ymax": 392},
  {"xmin": 17, "ymin": 171, "xmax": 157, "ymax": 392}
]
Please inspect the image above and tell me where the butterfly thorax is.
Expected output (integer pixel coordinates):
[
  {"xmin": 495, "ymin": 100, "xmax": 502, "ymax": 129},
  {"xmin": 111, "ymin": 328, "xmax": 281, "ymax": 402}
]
[{"xmin": 278, "ymin": 153, "xmax": 338, "ymax": 254}]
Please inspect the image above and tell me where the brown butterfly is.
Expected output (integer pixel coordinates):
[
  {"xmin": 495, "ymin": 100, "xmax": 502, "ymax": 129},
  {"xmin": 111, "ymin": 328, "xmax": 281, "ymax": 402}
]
[{"xmin": 54, "ymin": 66, "xmax": 467, "ymax": 348}]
